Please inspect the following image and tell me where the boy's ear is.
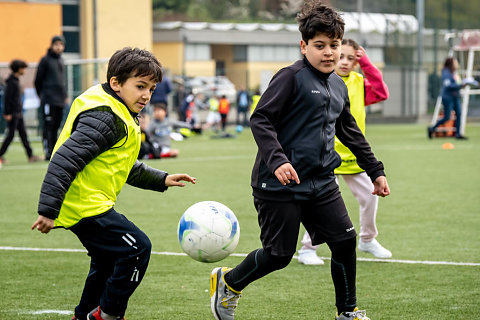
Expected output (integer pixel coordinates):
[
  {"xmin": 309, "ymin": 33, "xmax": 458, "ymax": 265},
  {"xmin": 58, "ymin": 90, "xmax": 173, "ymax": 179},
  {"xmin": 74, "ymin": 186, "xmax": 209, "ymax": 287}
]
[
  {"xmin": 110, "ymin": 77, "xmax": 120, "ymax": 91},
  {"xmin": 300, "ymin": 40, "xmax": 307, "ymax": 55}
]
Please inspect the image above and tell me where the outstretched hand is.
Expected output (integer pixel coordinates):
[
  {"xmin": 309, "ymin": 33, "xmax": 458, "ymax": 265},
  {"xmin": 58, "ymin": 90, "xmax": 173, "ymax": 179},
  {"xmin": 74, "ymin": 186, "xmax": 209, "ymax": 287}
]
[
  {"xmin": 372, "ymin": 176, "xmax": 390, "ymax": 197},
  {"xmin": 31, "ymin": 216, "xmax": 54, "ymax": 234},
  {"xmin": 165, "ymin": 174, "xmax": 196, "ymax": 187}
]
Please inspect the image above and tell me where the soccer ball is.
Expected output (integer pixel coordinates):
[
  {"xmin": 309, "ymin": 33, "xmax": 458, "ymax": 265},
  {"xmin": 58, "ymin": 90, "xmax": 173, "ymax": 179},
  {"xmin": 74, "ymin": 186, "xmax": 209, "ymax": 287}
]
[{"xmin": 177, "ymin": 201, "xmax": 240, "ymax": 263}]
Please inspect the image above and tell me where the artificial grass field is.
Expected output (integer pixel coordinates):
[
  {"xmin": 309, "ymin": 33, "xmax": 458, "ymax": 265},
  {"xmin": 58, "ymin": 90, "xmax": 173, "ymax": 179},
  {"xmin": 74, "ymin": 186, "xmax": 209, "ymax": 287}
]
[{"xmin": 0, "ymin": 123, "xmax": 479, "ymax": 319}]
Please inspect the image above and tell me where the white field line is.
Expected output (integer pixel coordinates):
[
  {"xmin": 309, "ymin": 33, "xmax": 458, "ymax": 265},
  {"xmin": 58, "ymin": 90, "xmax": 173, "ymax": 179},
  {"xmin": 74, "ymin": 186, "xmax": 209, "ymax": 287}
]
[
  {"xmin": 24, "ymin": 310, "xmax": 73, "ymax": 315},
  {"xmin": 1, "ymin": 246, "xmax": 479, "ymax": 267}
]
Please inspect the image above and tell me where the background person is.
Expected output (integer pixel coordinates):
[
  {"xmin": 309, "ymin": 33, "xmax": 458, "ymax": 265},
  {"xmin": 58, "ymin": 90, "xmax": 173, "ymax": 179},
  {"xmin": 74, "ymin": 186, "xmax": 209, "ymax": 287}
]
[
  {"xmin": 34, "ymin": 35, "xmax": 67, "ymax": 160},
  {"xmin": 236, "ymin": 87, "xmax": 250, "ymax": 127},
  {"xmin": 146, "ymin": 102, "xmax": 186, "ymax": 158},
  {"xmin": 203, "ymin": 95, "xmax": 221, "ymax": 131},
  {"xmin": 428, "ymin": 57, "xmax": 470, "ymax": 140},
  {"xmin": 218, "ymin": 95, "xmax": 230, "ymax": 131},
  {"xmin": 0, "ymin": 60, "xmax": 40, "ymax": 167},
  {"xmin": 298, "ymin": 39, "xmax": 391, "ymax": 265},
  {"xmin": 150, "ymin": 74, "xmax": 172, "ymax": 110},
  {"xmin": 249, "ymin": 90, "xmax": 261, "ymax": 115}
]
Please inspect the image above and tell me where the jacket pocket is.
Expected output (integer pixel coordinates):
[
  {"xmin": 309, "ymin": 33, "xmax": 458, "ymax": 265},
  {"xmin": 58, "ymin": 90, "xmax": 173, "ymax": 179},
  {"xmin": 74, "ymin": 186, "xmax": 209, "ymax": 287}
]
[{"xmin": 290, "ymin": 147, "xmax": 321, "ymax": 180}]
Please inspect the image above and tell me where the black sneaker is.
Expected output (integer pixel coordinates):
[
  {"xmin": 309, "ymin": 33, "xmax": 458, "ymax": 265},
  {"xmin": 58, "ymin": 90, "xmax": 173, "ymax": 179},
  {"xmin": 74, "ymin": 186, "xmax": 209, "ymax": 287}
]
[
  {"xmin": 427, "ymin": 127, "xmax": 434, "ymax": 139},
  {"xmin": 456, "ymin": 135, "xmax": 468, "ymax": 140}
]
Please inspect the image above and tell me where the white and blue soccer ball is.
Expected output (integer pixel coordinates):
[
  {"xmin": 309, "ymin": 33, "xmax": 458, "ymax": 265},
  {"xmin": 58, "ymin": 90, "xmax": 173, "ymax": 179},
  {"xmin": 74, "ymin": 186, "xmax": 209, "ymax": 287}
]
[{"xmin": 177, "ymin": 201, "xmax": 240, "ymax": 263}]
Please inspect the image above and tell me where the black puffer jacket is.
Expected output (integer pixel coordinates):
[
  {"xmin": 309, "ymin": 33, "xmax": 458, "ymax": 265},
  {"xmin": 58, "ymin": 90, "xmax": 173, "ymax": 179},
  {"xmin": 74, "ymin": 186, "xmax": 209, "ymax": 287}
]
[
  {"xmin": 38, "ymin": 86, "xmax": 168, "ymax": 220},
  {"xmin": 4, "ymin": 74, "xmax": 23, "ymax": 117},
  {"xmin": 250, "ymin": 57, "xmax": 384, "ymax": 201},
  {"xmin": 34, "ymin": 48, "xmax": 66, "ymax": 106}
]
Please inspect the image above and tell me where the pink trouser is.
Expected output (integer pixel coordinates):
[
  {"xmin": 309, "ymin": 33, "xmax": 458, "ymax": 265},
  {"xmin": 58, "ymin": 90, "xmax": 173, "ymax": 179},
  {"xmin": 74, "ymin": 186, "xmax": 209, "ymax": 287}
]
[{"xmin": 301, "ymin": 172, "xmax": 379, "ymax": 250}]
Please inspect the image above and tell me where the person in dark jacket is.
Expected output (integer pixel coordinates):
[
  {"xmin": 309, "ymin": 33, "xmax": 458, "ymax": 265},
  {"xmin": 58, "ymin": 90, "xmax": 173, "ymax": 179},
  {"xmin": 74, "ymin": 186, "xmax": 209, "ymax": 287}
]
[
  {"xmin": 31, "ymin": 47, "xmax": 196, "ymax": 320},
  {"xmin": 34, "ymin": 35, "xmax": 67, "ymax": 160},
  {"xmin": 0, "ymin": 59, "xmax": 40, "ymax": 167},
  {"xmin": 209, "ymin": 2, "xmax": 390, "ymax": 320},
  {"xmin": 428, "ymin": 56, "xmax": 471, "ymax": 139}
]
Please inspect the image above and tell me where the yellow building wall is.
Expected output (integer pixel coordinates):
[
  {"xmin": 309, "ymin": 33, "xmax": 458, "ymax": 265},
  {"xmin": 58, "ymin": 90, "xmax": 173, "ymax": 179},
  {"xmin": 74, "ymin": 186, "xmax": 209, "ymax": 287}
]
[
  {"xmin": 0, "ymin": 2, "xmax": 62, "ymax": 63},
  {"xmin": 246, "ymin": 61, "xmax": 290, "ymax": 90},
  {"xmin": 78, "ymin": 0, "xmax": 152, "ymax": 88},
  {"xmin": 226, "ymin": 61, "xmax": 289, "ymax": 91},
  {"xmin": 229, "ymin": 62, "xmax": 249, "ymax": 90},
  {"xmin": 80, "ymin": 1, "xmax": 95, "ymax": 60},
  {"xmin": 80, "ymin": 0, "xmax": 152, "ymax": 60},
  {"xmin": 152, "ymin": 42, "xmax": 184, "ymax": 75},
  {"xmin": 184, "ymin": 61, "xmax": 216, "ymax": 77}
]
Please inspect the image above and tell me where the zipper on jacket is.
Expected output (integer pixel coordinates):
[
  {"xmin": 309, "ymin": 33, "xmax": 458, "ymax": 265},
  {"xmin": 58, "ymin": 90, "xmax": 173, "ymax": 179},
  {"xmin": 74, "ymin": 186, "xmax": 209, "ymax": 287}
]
[{"xmin": 320, "ymin": 78, "xmax": 331, "ymax": 166}]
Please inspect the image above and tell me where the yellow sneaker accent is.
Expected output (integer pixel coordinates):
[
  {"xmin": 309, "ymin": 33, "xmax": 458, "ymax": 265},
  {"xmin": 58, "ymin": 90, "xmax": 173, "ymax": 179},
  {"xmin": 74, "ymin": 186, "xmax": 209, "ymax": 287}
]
[
  {"xmin": 210, "ymin": 267, "xmax": 242, "ymax": 320},
  {"xmin": 336, "ymin": 307, "xmax": 370, "ymax": 320}
]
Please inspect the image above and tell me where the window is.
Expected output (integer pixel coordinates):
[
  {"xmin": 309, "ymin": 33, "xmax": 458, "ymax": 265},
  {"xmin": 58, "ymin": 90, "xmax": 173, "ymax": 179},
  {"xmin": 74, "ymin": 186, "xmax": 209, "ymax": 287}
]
[
  {"xmin": 185, "ymin": 44, "xmax": 211, "ymax": 61},
  {"xmin": 247, "ymin": 45, "xmax": 300, "ymax": 62},
  {"xmin": 233, "ymin": 45, "xmax": 247, "ymax": 62},
  {"xmin": 62, "ymin": 4, "xmax": 80, "ymax": 54}
]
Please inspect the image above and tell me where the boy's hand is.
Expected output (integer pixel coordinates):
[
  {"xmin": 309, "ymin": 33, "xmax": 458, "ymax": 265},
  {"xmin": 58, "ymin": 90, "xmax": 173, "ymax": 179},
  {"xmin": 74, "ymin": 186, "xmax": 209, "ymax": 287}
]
[
  {"xmin": 372, "ymin": 176, "xmax": 390, "ymax": 197},
  {"xmin": 165, "ymin": 174, "xmax": 196, "ymax": 187},
  {"xmin": 274, "ymin": 163, "xmax": 300, "ymax": 186},
  {"xmin": 31, "ymin": 216, "xmax": 54, "ymax": 234}
]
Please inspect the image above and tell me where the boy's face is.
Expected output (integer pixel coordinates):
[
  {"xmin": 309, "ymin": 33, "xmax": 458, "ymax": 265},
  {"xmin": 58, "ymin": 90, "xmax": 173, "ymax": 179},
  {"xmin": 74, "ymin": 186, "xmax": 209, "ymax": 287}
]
[
  {"xmin": 17, "ymin": 67, "xmax": 26, "ymax": 76},
  {"xmin": 153, "ymin": 107, "xmax": 167, "ymax": 121},
  {"xmin": 110, "ymin": 75, "xmax": 157, "ymax": 114},
  {"xmin": 300, "ymin": 33, "xmax": 341, "ymax": 74},
  {"xmin": 336, "ymin": 44, "xmax": 357, "ymax": 77}
]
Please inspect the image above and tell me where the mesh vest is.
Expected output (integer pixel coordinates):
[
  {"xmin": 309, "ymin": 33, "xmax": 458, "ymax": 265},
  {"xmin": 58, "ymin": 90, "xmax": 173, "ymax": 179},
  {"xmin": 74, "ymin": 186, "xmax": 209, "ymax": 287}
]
[
  {"xmin": 52, "ymin": 84, "xmax": 141, "ymax": 228},
  {"xmin": 334, "ymin": 71, "xmax": 366, "ymax": 174}
]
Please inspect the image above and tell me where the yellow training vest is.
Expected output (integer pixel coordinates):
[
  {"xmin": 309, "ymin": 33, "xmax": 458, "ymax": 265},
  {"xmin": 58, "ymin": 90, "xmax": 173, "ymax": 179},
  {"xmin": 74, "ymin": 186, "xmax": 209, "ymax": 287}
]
[
  {"xmin": 334, "ymin": 71, "xmax": 366, "ymax": 174},
  {"xmin": 52, "ymin": 84, "xmax": 141, "ymax": 228}
]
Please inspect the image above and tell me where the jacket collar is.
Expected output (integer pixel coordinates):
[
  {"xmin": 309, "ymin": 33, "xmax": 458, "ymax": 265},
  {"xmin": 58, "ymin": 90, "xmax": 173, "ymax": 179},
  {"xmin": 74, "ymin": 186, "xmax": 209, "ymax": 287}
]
[
  {"xmin": 47, "ymin": 48, "xmax": 61, "ymax": 59},
  {"xmin": 102, "ymin": 83, "xmax": 139, "ymax": 119}
]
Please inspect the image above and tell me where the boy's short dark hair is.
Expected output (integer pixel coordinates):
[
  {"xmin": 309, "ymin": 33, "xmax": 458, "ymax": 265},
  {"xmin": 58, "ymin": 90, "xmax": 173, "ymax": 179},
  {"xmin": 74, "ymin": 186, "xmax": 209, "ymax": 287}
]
[
  {"xmin": 342, "ymin": 38, "xmax": 360, "ymax": 50},
  {"xmin": 9, "ymin": 59, "xmax": 28, "ymax": 73},
  {"xmin": 107, "ymin": 47, "xmax": 163, "ymax": 85},
  {"xmin": 297, "ymin": 1, "xmax": 345, "ymax": 43},
  {"xmin": 153, "ymin": 102, "xmax": 167, "ymax": 111}
]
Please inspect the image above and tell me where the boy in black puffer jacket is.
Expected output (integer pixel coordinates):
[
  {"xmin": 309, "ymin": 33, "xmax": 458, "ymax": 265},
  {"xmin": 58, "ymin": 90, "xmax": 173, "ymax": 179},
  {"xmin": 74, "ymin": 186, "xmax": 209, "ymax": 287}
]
[{"xmin": 32, "ymin": 47, "xmax": 196, "ymax": 320}]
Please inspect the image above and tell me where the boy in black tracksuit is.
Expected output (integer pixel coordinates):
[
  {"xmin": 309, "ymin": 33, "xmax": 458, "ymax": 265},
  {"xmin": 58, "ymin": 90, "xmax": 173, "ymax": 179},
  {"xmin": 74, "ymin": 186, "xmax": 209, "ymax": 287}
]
[
  {"xmin": 0, "ymin": 59, "xmax": 39, "ymax": 165},
  {"xmin": 210, "ymin": 2, "xmax": 390, "ymax": 320}
]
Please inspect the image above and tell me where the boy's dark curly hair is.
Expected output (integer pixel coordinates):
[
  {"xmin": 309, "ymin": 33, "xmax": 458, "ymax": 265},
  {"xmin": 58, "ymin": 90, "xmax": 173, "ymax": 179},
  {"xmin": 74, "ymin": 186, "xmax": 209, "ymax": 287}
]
[
  {"xmin": 107, "ymin": 47, "xmax": 163, "ymax": 85},
  {"xmin": 9, "ymin": 59, "xmax": 28, "ymax": 73},
  {"xmin": 297, "ymin": 0, "xmax": 345, "ymax": 43}
]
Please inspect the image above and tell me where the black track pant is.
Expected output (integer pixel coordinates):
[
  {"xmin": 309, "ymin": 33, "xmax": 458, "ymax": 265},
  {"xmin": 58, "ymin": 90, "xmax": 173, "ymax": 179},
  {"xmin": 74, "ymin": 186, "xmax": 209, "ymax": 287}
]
[
  {"xmin": 0, "ymin": 116, "xmax": 32, "ymax": 158},
  {"xmin": 42, "ymin": 102, "xmax": 64, "ymax": 159},
  {"xmin": 225, "ymin": 237, "xmax": 357, "ymax": 314},
  {"xmin": 70, "ymin": 209, "xmax": 152, "ymax": 319}
]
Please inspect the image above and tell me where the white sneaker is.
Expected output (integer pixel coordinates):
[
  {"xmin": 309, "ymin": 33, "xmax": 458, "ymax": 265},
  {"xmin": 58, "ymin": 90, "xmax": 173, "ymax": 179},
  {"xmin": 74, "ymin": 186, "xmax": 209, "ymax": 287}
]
[
  {"xmin": 297, "ymin": 248, "xmax": 324, "ymax": 265},
  {"xmin": 358, "ymin": 239, "xmax": 392, "ymax": 258},
  {"xmin": 336, "ymin": 307, "xmax": 370, "ymax": 320}
]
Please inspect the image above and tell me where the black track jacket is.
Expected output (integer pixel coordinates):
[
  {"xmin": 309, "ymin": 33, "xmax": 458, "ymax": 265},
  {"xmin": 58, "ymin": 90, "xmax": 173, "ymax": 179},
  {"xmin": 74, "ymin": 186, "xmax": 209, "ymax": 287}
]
[{"xmin": 250, "ymin": 57, "xmax": 385, "ymax": 201}]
